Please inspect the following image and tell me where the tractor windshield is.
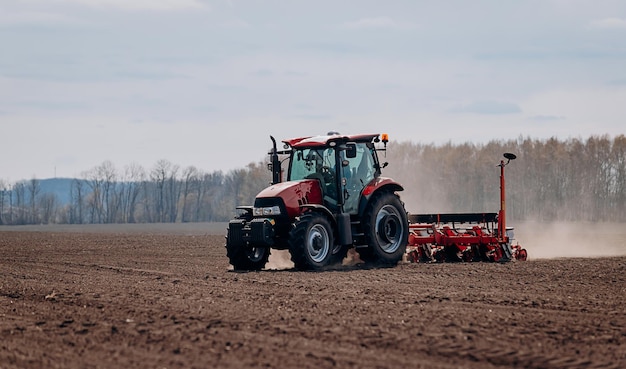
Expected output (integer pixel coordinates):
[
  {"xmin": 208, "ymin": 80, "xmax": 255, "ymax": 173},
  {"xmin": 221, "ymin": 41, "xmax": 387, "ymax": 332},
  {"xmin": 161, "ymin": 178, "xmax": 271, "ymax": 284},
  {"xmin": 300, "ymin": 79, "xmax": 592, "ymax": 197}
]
[
  {"xmin": 289, "ymin": 148, "xmax": 335, "ymax": 182},
  {"xmin": 289, "ymin": 147, "xmax": 338, "ymax": 204}
]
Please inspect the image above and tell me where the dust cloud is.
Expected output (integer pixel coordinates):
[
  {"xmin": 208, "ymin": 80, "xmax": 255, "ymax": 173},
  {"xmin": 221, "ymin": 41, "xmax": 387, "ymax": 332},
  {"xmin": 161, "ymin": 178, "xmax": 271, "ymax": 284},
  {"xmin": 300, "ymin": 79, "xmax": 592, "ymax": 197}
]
[
  {"xmin": 265, "ymin": 249, "xmax": 364, "ymax": 270},
  {"xmin": 266, "ymin": 250, "xmax": 294, "ymax": 270},
  {"xmin": 263, "ymin": 221, "xmax": 626, "ymax": 268},
  {"xmin": 513, "ymin": 221, "xmax": 626, "ymax": 259}
]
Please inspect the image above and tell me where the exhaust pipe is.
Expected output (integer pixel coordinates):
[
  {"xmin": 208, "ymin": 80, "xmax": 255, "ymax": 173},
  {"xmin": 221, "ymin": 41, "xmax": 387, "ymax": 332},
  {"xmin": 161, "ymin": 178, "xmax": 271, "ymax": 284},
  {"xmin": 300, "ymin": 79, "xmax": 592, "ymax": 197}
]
[{"xmin": 270, "ymin": 136, "xmax": 282, "ymax": 185}]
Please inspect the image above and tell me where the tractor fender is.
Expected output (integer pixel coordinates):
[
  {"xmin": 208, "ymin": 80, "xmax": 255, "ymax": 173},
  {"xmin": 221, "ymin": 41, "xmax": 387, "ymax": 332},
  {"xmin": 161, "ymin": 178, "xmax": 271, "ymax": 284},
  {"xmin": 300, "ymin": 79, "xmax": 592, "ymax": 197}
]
[
  {"xmin": 358, "ymin": 177, "xmax": 404, "ymax": 216},
  {"xmin": 300, "ymin": 204, "xmax": 336, "ymax": 225},
  {"xmin": 300, "ymin": 204, "xmax": 353, "ymax": 246}
]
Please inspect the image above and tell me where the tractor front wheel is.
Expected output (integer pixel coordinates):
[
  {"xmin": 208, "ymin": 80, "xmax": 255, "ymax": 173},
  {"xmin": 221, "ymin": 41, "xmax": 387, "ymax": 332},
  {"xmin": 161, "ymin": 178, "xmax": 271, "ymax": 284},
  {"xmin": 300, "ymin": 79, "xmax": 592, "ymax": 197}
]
[
  {"xmin": 226, "ymin": 219, "xmax": 270, "ymax": 271},
  {"xmin": 289, "ymin": 213, "xmax": 336, "ymax": 270},
  {"xmin": 226, "ymin": 238, "xmax": 270, "ymax": 271},
  {"xmin": 359, "ymin": 192, "xmax": 408, "ymax": 266}
]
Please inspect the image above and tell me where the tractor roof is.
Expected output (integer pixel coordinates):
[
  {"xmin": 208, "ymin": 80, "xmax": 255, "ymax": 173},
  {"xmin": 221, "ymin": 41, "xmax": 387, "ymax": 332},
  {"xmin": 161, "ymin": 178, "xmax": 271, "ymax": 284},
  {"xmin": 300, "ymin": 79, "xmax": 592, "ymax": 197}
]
[{"xmin": 284, "ymin": 133, "xmax": 380, "ymax": 149}]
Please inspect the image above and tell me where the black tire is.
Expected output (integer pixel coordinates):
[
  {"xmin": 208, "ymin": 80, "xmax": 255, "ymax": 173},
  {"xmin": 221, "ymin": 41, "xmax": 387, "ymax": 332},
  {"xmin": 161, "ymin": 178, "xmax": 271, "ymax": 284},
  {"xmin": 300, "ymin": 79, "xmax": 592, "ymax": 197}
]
[
  {"xmin": 330, "ymin": 242, "xmax": 348, "ymax": 265},
  {"xmin": 358, "ymin": 192, "xmax": 408, "ymax": 266},
  {"xmin": 288, "ymin": 213, "xmax": 336, "ymax": 270},
  {"xmin": 226, "ymin": 222, "xmax": 270, "ymax": 271}
]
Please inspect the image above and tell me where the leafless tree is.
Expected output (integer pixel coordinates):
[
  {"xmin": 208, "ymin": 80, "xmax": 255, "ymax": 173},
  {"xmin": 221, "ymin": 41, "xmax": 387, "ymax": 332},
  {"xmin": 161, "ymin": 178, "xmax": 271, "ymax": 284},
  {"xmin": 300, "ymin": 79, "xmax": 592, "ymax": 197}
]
[
  {"xmin": 118, "ymin": 163, "xmax": 145, "ymax": 223},
  {"xmin": 195, "ymin": 171, "xmax": 224, "ymax": 222},
  {"xmin": 13, "ymin": 181, "xmax": 26, "ymax": 225},
  {"xmin": 39, "ymin": 192, "xmax": 58, "ymax": 224},
  {"xmin": 27, "ymin": 178, "xmax": 40, "ymax": 224},
  {"xmin": 82, "ymin": 161, "xmax": 117, "ymax": 223},
  {"xmin": 0, "ymin": 180, "xmax": 8, "ymax": 225},
  {"xmin": 180, "ymin": 166, "xmax": 200, "ymax": 222},
  {"xmin": 611, "ymin": 135, "xmax": 626, "ymax": 219},
  {"xmin": 69, "ymin": 178, "xmax": 86, "ymax": 224},
  {"xmin": 149, "ymin": 160, "xmax": 180, "ymax": 223}
]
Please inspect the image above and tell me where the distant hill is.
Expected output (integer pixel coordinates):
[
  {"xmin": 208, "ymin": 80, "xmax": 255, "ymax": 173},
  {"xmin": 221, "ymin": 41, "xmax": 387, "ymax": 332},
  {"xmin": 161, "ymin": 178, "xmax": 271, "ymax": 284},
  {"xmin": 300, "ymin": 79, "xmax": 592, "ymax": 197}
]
[{"xmin": 37, "ymin": 178, "xmax": 87, "ymax": 205}]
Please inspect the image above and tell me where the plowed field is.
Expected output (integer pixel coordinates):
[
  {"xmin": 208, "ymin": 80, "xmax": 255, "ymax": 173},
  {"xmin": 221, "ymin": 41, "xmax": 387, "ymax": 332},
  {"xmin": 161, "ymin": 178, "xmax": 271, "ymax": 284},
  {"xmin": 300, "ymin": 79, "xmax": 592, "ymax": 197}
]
[{"xmin": 1, "ymin": 224, "xmax": 625, "ymax": 369}]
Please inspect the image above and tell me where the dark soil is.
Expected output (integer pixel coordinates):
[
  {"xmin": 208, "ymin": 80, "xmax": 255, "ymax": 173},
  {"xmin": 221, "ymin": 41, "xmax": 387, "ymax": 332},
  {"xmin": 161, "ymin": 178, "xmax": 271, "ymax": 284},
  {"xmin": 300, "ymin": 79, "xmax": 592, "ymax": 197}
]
[{"xmin": 1, "ymin": 226, "xmax": 625, "ymax": 368}]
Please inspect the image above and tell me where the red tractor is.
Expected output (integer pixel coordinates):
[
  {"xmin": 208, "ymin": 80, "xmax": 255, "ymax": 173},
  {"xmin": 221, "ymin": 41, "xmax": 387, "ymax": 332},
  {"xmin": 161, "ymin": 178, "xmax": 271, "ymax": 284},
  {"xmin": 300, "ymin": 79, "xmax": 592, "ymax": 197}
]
[{"xmin": 226, "ymin": 132, "xmax": 409, "ymax": 271}]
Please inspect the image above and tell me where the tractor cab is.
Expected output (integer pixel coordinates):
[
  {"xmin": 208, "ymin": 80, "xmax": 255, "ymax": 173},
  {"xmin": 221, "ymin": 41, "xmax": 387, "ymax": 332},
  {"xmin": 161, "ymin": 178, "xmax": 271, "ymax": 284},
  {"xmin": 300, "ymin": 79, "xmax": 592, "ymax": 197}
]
[
  {"xmin": 282, "ymin": 133, "xmax": 386, "ymax": 215},
  {"xmin": 287, "ymin": 140, "xmax": 380, "ymax": 214}
]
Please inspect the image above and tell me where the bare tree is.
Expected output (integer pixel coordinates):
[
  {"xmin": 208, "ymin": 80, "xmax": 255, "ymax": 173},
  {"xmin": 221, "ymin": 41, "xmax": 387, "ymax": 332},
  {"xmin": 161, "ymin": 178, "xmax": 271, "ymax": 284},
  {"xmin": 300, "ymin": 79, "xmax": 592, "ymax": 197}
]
[
  {"xmin": 118, "ymin": 163, "xmax": 145, "ymax": 223},
  {"xmin": 196, "ymin": 171, "xmax": 224, "ymax": 222},
  {"xmin": 611, "ymin": 135, "xmax": 626, "ymax": 220},
  {"xmin": 13, "ymin": 181, "xmax": 26, "ymax": 225},
  {"xmin": 180, "ymin": 166, "xmax": 200, "ymax": 222},
  {"xmin": 69, "ymin": 179, "xmax": 86, "ymax": 224},
  {"xmin": 150, "ymin": 160, "xmax": 180, "ymax": 223},
  {"xmin": 39, "ymin": 192, "xmax": 58, "ymax": 224},
  {"xmin": 83, "ymin": 161, "xmax": 118, "ymax": 223},
  {"xmin": 27, "ymin": 178, "xmax": 40, "ymax": 224},
  {"xmin": 0, "ymin": 180, "xmax": 8, "ymax": 225}
]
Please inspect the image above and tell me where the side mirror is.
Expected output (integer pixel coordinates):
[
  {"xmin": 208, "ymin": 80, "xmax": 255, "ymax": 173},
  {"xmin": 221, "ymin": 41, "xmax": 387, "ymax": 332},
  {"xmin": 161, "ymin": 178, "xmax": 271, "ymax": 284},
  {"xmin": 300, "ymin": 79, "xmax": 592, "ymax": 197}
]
[
  {"xmin": 504, "ymin": 153, "xmax": 517, "ymax": 161},
  {"xmin": 346, "ymin": 143, "xmax": 357, "ymax": 158}
]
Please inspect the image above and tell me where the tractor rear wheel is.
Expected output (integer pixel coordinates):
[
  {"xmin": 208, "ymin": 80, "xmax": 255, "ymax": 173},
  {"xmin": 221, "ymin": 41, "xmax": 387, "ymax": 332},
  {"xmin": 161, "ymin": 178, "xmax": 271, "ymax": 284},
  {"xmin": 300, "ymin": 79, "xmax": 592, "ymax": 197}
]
[
  {"xmin": 288, "ymin": 213, "xmax": 336, "ymax": 270},
  {"xmin": 359, "ymin": 192, "xmax": 408, "ymax": 266}
]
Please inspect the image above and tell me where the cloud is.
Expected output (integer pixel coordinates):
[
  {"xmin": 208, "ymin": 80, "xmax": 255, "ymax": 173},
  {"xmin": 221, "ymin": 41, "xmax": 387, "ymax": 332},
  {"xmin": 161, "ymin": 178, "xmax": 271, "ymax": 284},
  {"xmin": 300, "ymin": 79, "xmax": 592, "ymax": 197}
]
[
  {"xmin": 42, "ymin": 0, "xmax": 208, "ymax": 11},
  {"xmin": 529, "ymin": 115, "xmax": 565, "ymax": 121},
  {"xmin": 297, "ymin": 42, "xmax": 362, "ymax": 54},
  {"xmin": 608, "ymin": 78, "xmax": 626, "ymax": 86},
  {"xmin": 251, "ymin": 69, "xmax": 273, "ymax": 77},
  {"xmin": 0, "ymin": 0, "xmax": 209, "ymax": 28},
  {"xmin": 292, "ymin": 114, "xmax": 332, "ymax": 121},
  {"xmin": 0, "ymin": 10, "xmax": 88, "ymax": 27},
  {"xmin": 449, "ymin": 101, "xmax": 522, "ymax": 115},
  {"xmin": 218, "ymin": 18, "xmax": 251, "ymax": 29},
  {"xmin": 0, "ymin": 61, "xmax": 185, "ymax": 83},
  {"xmin": 13, "ymin": 100, "xmax": 89, "ymax": 111},
  {"xmin": 341, "ymin": 16, "xmax": 417, "ymax": 30},
  {"xmin": 588, "ymin": 17, "xmax": 626, "ymax": 30}
]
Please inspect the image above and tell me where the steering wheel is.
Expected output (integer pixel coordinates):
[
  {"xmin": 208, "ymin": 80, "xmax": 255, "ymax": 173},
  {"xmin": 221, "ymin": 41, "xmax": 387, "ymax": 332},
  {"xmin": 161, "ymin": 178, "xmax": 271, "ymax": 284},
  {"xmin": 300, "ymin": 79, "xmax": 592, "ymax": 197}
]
[{"xmin": 321, "ymin": 166, "xmax": 334, "ymax": 183}]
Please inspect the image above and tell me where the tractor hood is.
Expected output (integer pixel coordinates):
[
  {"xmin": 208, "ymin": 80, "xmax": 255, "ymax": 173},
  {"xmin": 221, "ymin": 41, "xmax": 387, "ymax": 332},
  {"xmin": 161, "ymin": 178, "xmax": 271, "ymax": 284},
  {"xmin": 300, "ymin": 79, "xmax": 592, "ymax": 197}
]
[{"xmin": 255, "ymin": 179, "xmax": 323, "ymax": 218}]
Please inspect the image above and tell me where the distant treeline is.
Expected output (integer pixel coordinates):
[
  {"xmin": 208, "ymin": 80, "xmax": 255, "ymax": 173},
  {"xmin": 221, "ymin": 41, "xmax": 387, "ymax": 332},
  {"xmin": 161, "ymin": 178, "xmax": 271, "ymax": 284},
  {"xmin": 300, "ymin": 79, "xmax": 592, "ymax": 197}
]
[
  {"xmin": 0, "ymin": 160, "xmax": 269, "ymax": 226},
  {"xmin": 0, "ymin": 135, "xmax": 624, "ymax": 225},
  {"xmin": 385, "ymin": 134, "xmax": 626, "ymax": 222}
]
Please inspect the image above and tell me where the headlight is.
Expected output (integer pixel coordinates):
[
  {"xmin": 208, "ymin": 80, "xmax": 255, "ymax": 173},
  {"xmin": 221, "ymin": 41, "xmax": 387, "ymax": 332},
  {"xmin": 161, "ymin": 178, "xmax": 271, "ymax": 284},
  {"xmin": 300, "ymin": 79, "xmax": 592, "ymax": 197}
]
[{"xmin": 253, "ymin": 205, "xmax": 281, "ymax": 216}]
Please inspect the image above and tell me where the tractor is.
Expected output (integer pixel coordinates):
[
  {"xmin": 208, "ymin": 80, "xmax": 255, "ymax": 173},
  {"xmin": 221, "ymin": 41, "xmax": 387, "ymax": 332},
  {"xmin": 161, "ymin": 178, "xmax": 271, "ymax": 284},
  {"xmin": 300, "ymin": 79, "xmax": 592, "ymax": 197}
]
[{"xmin": 225, "ymin": 132, "xmax": 409, "ymax": 271}]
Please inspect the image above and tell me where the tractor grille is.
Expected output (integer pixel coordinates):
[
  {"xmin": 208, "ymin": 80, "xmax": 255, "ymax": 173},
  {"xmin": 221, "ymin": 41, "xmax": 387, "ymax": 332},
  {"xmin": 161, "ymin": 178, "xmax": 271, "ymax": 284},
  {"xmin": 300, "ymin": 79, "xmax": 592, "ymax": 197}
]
[
  {"xmin": 253, "ymin": 197, "xmax": 291, "ymax": 246},
  {"xmin": 250, "ymin": 218, "xmax": 275, "ymax": 246}
]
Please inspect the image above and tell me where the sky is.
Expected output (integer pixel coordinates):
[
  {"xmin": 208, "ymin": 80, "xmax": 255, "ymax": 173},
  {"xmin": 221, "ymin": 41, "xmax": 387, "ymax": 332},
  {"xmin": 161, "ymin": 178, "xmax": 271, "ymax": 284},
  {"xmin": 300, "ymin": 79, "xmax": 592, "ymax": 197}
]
[{"xmin": 1, "ymin": 0, "xmax": 626, "ymax": 182}]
